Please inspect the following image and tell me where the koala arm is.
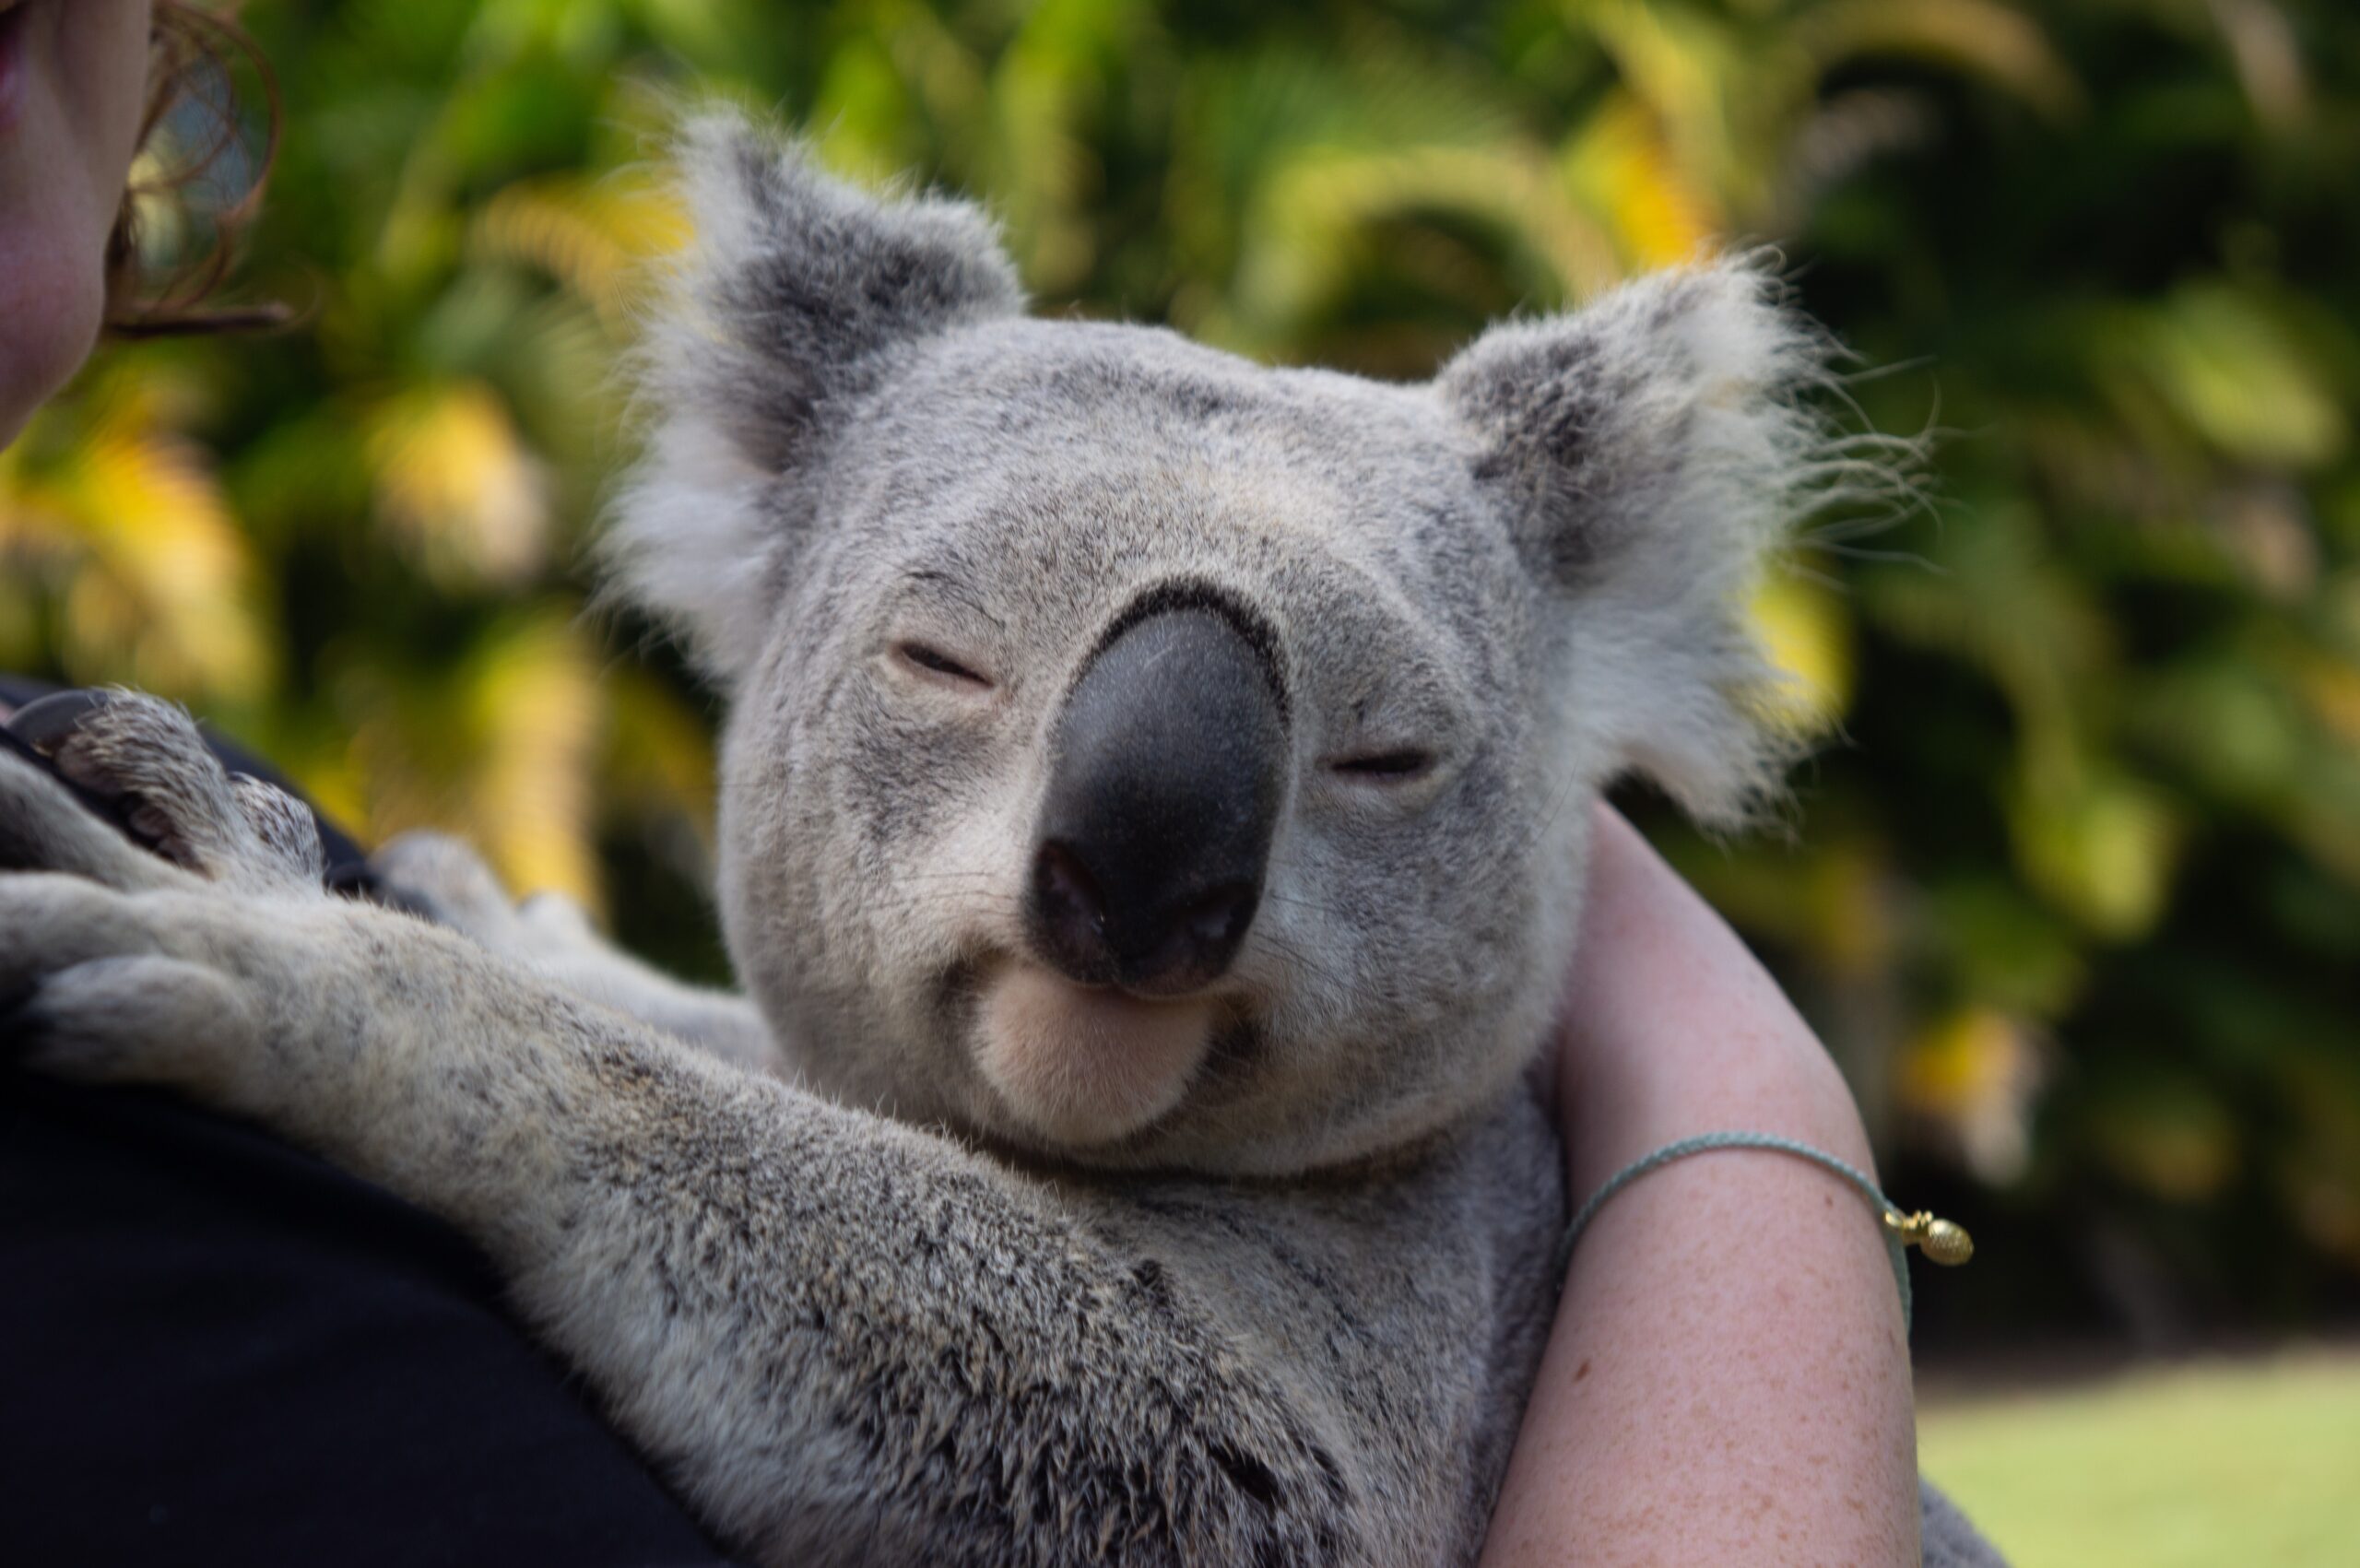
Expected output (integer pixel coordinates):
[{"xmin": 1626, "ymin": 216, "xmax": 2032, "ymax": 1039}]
[
  {"xmin": 506, "ymin": 940, "xmax": 782, "ymax": 1077},
  {"xmin": 0, "ymin": 732, "xmax": 1355, "ymax": 1568},
  {"xmin": 10, "ymin": 892, "xmax": 1355, "ymax": 1566},
  {"xmin": 370, "ymin": 831, "xmax": 788, "ymax": 1079}
]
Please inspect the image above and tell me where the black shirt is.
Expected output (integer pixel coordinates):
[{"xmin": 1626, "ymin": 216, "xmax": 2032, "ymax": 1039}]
[{"xmin": 0, "ymin": 678, "xmax": 732, "ymax": 1567}]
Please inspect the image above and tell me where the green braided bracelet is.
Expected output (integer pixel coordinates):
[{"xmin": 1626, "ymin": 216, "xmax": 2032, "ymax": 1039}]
[{"xmin": 1557, "ymin": 1131, "xmax": 1973, "ymax": 1334}]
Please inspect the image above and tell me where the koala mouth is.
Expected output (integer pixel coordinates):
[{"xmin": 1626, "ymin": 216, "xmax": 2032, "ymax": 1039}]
[{"xmin": 970, "ymin": 961, "xmax": 1218, "ymax": 1148}]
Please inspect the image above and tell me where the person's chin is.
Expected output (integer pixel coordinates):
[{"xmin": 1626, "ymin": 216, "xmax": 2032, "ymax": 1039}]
[
  {"xmin": 0, "ymin": 6, "xmax": 119, "ymax": 450},
  {"xmin": 0, "ymin": 225, "xmax": 105, "ymax": 448}
]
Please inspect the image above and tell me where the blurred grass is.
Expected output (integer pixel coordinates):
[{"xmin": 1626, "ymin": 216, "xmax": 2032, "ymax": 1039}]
[{"xmin": 1921, "ymin": 1350, "xmax": 2360, "ymax": 1566}]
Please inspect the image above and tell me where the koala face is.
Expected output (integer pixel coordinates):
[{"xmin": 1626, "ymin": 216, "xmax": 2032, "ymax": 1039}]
[{"xmin": 612, "ymin": 117, "xmax": 1831, "ymax": 1174}]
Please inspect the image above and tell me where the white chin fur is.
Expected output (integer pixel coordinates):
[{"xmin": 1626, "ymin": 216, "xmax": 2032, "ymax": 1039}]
[{"xmin": 974, "ymin": 966, "xmax": 1214, "ymax": 1147}]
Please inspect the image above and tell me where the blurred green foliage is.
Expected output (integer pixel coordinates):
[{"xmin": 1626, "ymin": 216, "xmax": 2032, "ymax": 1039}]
[{"xmin": 2, "ymin": 0, "xmax": 2354, "ymax": 1340}]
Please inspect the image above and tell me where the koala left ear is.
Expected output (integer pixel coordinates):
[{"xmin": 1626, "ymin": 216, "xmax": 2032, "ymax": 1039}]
[
  {"xmin": 1437, "ymin": 258, "xmax": 1838, "ymax": 827},
  {"xmin": 608, "ymin": 112, "xmax": 1025, "ymax": 686}
]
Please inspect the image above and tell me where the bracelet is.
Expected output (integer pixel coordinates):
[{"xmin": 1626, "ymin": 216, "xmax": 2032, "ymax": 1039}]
[{"xmin": 1556, "ymin": 1131, "xmax": 1972, "ymax": 1334}]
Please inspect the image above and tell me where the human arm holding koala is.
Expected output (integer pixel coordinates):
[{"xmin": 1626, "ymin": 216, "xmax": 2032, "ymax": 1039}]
[
  {"xmin": 1434, "ymin": 228, "xmax": 1990, "ymax": 1567},
  {"xmin": 1480, "ymin": 805, "xmax": 1924, "ymax": 1567}
]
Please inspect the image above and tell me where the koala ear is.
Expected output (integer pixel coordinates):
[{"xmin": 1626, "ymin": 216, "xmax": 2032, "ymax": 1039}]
[
  {"xmin": 608, "ymin": 112, "xmax": 1024, "ymax": 685},
  {"xmin": 1437, "ymin": 259, "xmax": 1841, "ymax": 827}
]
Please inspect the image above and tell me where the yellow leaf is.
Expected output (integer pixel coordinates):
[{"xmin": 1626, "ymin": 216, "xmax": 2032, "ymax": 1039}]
[
  {"xmin": 1898, "ymin": 1008, "xmax": 2043, "ymax": 1183},
  {"xmin": 365, "ymin": 382, "xmax": 550, "ymax": 588},
  {"xmin": 1233, "ymin": 144, "xmax": 1620, "ymax": 347},
  {"xmin": 463, "ymin": 615, "xmax": 606, "ymax": 910},
  {"xmin": 2011, "ymin": 770, "xmax": 2186, "ymax": 941},
  {"xmin": 470, "ymin": 171, "xmax": 691, "ymax": 335},
  {"xmin": 1800, "ymin": 0, "xmax": 2082, "ymax": 121},
  {"xmin": 1560, "ymin": 94, "xmax": 1722, "ymax": 271},
  {"xmin": 2293, "ymin": 650, "xmax": 2360, "ymax": 749},
  {"xmin": 1749, "ymin": 570, "xmax": 1855, "ymax": 737},
  {"xmin": 337, "ymin": 613, "xmax": 608, "ymax": 914},
  {"xmin": 0, "ymin": 377, "xmax": 270, "ymax": 701},
  {"xmin": 1575, "ymin": 0, "xmax": 1747, "ymax": 204}
]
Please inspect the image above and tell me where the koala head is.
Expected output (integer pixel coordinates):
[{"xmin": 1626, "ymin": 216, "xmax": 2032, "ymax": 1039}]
[{"xmin": 609, "ymin": 114, "xmax": 1836, "ymax": 1176}]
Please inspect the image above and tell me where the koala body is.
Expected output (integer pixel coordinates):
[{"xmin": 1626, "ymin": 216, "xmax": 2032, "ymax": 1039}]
[{"xmin": 0, "ymin": 114, "xmax": 2003, "ymax": 1566}]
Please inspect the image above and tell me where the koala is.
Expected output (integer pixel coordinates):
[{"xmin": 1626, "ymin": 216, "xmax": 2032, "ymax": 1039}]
[{"xmin": 0, "ymin": 113, "xmax": 2000, "ymax": 1567}]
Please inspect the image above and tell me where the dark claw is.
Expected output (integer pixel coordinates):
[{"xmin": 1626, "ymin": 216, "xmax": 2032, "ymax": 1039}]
[
  {"xmin": 6, "ymin": 689, "xmax": 121, "ymax": 756},
  {"xmin": 0, "ymin": 702, "xmax": 154, "ymax": 860},
  {"xmin": 6, "ymin": 688, "xmax": 378, "ymax": 901}
]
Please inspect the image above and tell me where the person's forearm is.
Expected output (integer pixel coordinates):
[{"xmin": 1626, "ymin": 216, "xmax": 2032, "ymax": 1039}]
[{"xmin": 1481, "ymin": 809, "xmax": 1918, "ymax": 1567}]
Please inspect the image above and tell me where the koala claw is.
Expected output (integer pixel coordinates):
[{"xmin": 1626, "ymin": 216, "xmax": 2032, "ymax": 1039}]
[
  {"xmin": 0, "ymin": 696, "xmax": 329, "ymax": 1100},
  {"xmin": 0, "ymin": 742, "xmax": 185, "ymax": 893},
  {"xmin": 19, "ymin": 693, "xmax": 324, "ymax": 893}
]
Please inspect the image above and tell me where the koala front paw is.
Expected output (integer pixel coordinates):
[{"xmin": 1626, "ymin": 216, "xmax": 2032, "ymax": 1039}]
[
  {"xmin": 0, "ymin": 694, "xmax": 336, "ymax": 1103},
  {"xmin": 0, "ymin": 873, "xmax": 269, "ymax": 1100},
  {"xmin": 369, "ymin": 831, "xmax": 516, "ymax": 937},
  {"xmin": 372, "ymin": 831, "xmax": 604, "ymax": 965},
  {"xmin": 7, "ymin": 691, "xmax": 324, "ymax": 893}
]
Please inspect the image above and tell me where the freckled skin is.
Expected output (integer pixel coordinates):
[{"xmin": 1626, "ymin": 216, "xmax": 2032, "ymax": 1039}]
[{"xmin": 0, "ymin": 114, "xmax": 1994, "ymax": 1566}]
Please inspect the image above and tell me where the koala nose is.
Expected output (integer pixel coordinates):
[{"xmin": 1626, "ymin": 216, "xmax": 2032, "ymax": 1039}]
[{"xmin": 1028, "ymin": 605, "xmax": 1287, "ymax": 996}]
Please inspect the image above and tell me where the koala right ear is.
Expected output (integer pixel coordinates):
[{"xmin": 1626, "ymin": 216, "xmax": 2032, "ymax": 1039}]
[
  {"xmin": 1437, "ymin": 260, "xmax": 1847, "ymax": 828},
  {"xmin": 607, "ymin": 113, "xmax": 1024, "ymax": 685}
]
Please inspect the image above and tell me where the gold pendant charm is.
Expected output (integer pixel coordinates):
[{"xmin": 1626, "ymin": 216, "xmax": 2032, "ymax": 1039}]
[{"xmin": 1885, "ymin": 1208, "xmax": 1975, "ymax": 1267}]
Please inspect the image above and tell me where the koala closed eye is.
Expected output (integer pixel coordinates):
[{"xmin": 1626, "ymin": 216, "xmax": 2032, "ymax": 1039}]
[
  {"xmin": 892, "ymin": 640, "xmax": 994, "ymax": 690},
  {"xmin": 1314, "ymin": 743, "xmax": 1458, "ymax": 818},
  {"xmin": 1326, "ymin": 749, "xmax": 1436, "ymax": 782}
]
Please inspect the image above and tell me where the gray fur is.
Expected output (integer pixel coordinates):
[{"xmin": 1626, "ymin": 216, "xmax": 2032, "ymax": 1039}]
[
  {"xmin": 609, "ymin": 115, "xmax": 1024, "ymax": 689},
  {"xmin": 0, "ymin": 112, "xmax": 2000, "ymax": 1566},
  {"xmin": 371, "ymin": 830, "xmax": 781, "ymax": 1076}
]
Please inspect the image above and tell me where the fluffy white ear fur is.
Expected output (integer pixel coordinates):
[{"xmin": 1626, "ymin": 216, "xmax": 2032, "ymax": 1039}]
[
  {"xmin": 1436, "ymin": 258, "xmax": 1852, "ymax": 827},
  {"xmin": 607, "ymin": 115, "xmax": 1023, "ymax": 685}
]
